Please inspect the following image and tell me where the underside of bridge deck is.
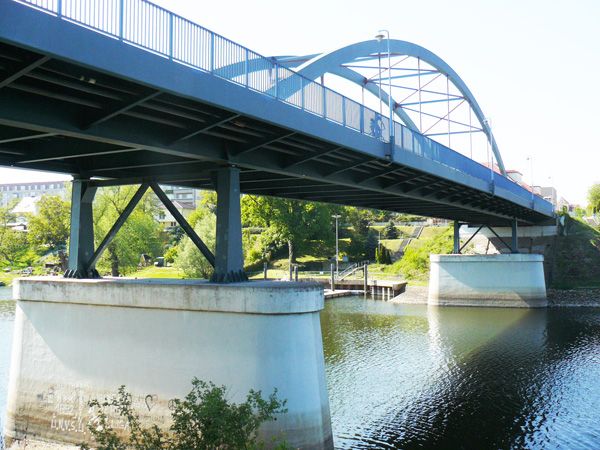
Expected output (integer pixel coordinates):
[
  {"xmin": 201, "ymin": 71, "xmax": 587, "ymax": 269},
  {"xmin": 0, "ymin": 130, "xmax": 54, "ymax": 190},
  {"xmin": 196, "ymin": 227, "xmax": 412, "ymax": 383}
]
[{"xmin": 0, "ymin": 5, "xmax": 552, "ymax": 227}]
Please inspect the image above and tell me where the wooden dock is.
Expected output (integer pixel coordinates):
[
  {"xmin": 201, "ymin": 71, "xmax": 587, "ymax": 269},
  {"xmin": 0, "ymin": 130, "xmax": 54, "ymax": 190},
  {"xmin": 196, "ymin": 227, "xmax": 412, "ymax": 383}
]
[{"xmin": 322, "ymin": 279, "xmax": 407, "ymax": 300}]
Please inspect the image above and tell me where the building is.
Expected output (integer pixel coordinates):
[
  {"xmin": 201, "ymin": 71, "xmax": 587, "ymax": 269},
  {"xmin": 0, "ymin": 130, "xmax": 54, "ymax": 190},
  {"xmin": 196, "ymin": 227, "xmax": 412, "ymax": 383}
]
[
  {"xmin": 157, "ymin": 200, "xmax": 195, "ymax": 229},
  {"xmin": 0, "ymin": 181, "xmax": 68, "ymax": 207},
  {"xmin": 536, "ymin": 186, "xmax": 557, "ymax": 208},
  {"xmin": 160, "ymin": 185, "xmax": 201, "ymax": 208}
]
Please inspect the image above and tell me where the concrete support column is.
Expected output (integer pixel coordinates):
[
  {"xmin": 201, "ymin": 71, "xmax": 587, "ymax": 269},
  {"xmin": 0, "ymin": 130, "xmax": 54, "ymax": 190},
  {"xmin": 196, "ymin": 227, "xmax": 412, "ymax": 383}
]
[
  {"xmin": 210, "ymin": 167, "xmax": 247, "ymax": 283},
  {"xmin": 453, "ymin": 221, "xmax": 461, "ymax": 254},
  {"xmin": 64, "ymin": 178, "xmax": 98, "ymax": 279}
]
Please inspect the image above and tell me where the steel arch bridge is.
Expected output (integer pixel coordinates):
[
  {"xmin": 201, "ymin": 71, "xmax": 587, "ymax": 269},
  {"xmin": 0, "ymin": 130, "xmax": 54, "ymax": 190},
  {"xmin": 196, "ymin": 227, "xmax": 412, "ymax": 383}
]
[{"xmin": 0, "ymin": 0, "xmax": 553, "ymax": 228}]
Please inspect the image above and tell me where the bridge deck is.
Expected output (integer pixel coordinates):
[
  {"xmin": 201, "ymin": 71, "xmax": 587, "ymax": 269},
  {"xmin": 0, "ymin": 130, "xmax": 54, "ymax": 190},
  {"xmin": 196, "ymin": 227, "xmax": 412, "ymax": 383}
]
[{"xmin": 0, "ymin": 0, "xmax": 554, "ymax": 226}]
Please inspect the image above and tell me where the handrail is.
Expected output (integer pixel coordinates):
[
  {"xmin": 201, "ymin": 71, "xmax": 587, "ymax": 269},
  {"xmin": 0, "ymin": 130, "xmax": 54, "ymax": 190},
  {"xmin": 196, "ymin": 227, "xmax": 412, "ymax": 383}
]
[
  {"xmin": 337, "ymin": 262, "xmax": 359, "ymax": 280},
  {"xmin": 338, "ymin": 260, "xmax": 369, "ymax": 280},
  {"xmin": 14, "ymin": 0, "xmax": 552, "ymax": 214}
]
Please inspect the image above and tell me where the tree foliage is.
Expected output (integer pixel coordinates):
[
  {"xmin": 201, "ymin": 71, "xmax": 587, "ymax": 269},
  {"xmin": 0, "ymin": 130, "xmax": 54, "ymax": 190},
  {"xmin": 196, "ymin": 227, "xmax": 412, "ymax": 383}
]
[
  {"xmin": 365, "ymin": 231, "xmax": 378, "ymax": 261},
  {"xmin": 175, "ymin": 213, "xmax": 216, "ymax": 279},
  {"xmin": 81, "ymin": 379, "xmax": 291, "ymax": 450},
  {"xmin": 0, "ymin": 205, "xmax": 17, "ymax": 265},
  {"xmin": 588, "ymin": 183, "xmax": 600, "ymax": 212},
  {"xmin": 242, "ymin": 196, "xmax": 339, "ymax": 264},
  {"xmin": 27, "ymin": 195, "xmax": 71, "ymax": 251},
  {"xmin": 344, "ymin": 207, "xmax": 373, "ymax": 236},
  {"xmin": 376, "ymin": 245, "xmax": 392, "ymax": 264},
  {"xmin": 383, "ymin": 220, "xmax": 399, "ymax": 239},
  {"xmin": 93, "ymin": 186, "xmax": 163, "ymax": 276}
]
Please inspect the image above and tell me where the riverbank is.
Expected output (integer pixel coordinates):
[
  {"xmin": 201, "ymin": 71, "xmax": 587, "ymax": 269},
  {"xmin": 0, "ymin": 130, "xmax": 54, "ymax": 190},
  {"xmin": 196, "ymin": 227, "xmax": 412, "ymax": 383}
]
[{"xmin": 392, "ymin": 285, "xmax": 600, "ymax": 307}]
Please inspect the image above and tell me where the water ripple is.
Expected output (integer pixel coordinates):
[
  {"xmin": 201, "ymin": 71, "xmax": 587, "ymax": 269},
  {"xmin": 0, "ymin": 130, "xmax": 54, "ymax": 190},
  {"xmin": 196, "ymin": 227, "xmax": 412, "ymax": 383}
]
[{"xmin": 321, "ymin": 298, "xmax": 600, "ymax": 450}]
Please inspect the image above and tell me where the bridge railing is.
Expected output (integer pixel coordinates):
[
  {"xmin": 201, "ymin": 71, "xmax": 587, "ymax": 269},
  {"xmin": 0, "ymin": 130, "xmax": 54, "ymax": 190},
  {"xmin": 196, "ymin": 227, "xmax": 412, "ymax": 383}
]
[{"xmin": 16, "ymin": 0, "xmax": 553, "ymax": 213}]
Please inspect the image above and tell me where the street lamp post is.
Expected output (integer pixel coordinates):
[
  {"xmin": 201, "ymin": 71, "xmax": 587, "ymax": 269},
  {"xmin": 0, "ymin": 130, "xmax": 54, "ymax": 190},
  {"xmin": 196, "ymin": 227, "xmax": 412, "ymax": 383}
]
[
  {"xmin": 376, "ymin": 30, "xmax": 394, "ymax": 152},
  {"xmin": 332, "ymin": 214, "xmax": 341, "ymax": 277},
  {"xmin": 527, "ymin": 156, "xmax": 534, "ymax": 204}
]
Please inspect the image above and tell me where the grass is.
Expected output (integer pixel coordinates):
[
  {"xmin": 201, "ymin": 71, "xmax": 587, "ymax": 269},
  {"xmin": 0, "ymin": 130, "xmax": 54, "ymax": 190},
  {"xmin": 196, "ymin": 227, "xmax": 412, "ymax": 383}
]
[
  {"xmin": 0, "ymin": 272, "xmax": 21, "ymax": 286},
  {"xmin": 379, "ymin": 239, "xmax": 402, "ymax": 252},
  {"xmin": 134, "ymin": 265, "xmax": 186, "ymax": 279},
  {"xmin": 419, "ymin": 226, "xmax": 450, "ymax": 239}
]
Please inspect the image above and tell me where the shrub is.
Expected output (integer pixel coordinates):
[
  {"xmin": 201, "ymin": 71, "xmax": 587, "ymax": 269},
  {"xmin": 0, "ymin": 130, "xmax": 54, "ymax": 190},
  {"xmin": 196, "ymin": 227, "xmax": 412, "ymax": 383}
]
[
  {"xmin": 80, "ymin": 378, "xmax": 292, "ymax": 450},
  {"xmin": 164, "ymin": 246, "xmax": 178, "ymax": 264}
]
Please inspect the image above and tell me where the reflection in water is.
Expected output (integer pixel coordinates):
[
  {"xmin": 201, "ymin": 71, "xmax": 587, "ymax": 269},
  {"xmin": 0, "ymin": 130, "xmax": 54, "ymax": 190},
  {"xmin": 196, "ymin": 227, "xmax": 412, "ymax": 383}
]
[{"xmin": 321, "ymin": 298, "xmax": 600, "ymax": 450}]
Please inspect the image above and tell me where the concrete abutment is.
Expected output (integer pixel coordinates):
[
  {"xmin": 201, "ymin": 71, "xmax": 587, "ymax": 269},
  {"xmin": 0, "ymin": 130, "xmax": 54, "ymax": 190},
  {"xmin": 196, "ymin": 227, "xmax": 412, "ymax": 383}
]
[{"xmin": 4, "ymin": 278, "xmax": 333, "ymax": 450}]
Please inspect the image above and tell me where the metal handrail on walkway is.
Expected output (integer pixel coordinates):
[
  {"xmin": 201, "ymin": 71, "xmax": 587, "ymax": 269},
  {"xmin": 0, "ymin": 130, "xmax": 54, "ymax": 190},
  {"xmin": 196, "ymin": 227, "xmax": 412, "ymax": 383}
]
[
  {"xmin": 13, "ymin": 0, "xmax": 549, "ymax": 210},
  {"xmin": 338, "ymin": 260, "xmax": 369, "ymax": 280}
]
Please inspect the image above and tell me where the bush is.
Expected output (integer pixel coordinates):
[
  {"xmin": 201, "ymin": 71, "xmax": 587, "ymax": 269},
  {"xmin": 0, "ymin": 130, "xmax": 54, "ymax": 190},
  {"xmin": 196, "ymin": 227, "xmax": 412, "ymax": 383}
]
[
  {"xmin": 164, "ymin": 246, "xmax": 178, "ymax": 264},
  {"xmin": 81, "ymin": 379, "xmax": 292, "ymax": 450}
]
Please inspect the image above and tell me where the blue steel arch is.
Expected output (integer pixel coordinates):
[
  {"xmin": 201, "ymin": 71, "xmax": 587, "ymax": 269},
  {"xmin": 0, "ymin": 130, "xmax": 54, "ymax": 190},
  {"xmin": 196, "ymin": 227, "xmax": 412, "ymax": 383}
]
[{"xmin": 275, "ymin": 40, "xmax": 506, "ymax": 176}]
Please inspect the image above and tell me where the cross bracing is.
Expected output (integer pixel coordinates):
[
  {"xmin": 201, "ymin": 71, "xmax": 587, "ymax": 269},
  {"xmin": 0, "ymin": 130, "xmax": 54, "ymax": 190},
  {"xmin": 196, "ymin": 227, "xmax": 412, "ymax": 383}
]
[{"xmin": 0, "ymin": 0, "xmax": 553, "ymax": 228}]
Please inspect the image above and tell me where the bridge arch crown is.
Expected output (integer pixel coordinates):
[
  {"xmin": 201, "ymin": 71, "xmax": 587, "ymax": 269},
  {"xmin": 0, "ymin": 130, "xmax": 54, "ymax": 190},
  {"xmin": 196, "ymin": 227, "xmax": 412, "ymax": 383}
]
[{"xmin": 275, "ymin": 39, "xmax": 506, "ymax": 175}]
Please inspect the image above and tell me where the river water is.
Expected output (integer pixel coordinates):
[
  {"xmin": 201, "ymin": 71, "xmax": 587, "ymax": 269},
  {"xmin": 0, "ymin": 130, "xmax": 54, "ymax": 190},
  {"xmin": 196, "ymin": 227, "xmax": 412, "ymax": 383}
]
[{"xmin": 1, "ymin": 287, "xmax": 600, "ymax": 449}]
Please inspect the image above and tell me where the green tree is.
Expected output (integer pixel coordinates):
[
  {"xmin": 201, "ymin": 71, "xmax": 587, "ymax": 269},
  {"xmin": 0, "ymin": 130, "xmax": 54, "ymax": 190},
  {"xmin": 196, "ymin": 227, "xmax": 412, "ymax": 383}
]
[
  {"xmin": 175, "ymin": 213, "xmax": 216, "ymax": 279},
  {"xmin": 27, "ymin": 195, "xmax": 71, "ymax": 251},
  {"xmin": 0, "ymin": 204, "xmax": 17, "ymax": 265},
  {"xmin": 365, "ymin": 231, "xmax": 378, "ymax": 261},
  {"xmin": 242, "ymin": 196, "xmax": 338, "ymax": 264},
  {"xmin": 93, "ymin": 186, "xmax": 163, "ymax": 276},
  {"xmin": 0, "ymin": 227, "xmax": 26, "ymax": 266},
  {"xmin": 587, "ymin": 183, "xmax": 600, "ymax": 213},
  {"xmin": 383, "ymin": 220, "xmax": 399, "ymax": 239},
  {"xmin": 345, "ymin": 207, "xmax": 373, "ymax": 236}
]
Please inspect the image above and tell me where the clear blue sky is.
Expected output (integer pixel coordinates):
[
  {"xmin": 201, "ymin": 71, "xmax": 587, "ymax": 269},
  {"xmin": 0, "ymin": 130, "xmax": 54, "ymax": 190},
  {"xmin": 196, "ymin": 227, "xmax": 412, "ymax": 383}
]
[{"xmin": 2, "ymin": 0, "xmax": 598, "ymax": 206}]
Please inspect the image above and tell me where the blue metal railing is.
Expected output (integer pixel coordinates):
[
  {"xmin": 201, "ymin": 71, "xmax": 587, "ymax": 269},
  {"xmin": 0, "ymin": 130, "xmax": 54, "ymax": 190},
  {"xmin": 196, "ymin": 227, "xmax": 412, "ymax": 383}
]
[{"xmin": 15, "ymin": 0, "xmax": 553, "ymax": 214}]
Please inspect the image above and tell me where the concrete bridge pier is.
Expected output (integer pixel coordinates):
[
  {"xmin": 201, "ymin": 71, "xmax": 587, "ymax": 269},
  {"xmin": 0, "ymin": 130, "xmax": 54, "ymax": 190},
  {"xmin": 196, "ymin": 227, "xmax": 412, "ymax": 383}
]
[
  {"xmin": 5, "ymin": 279, "xmax": 334, "ymax": 450},
  {"xmin": 431, "ymin": 221, "xmax": 547, "ymax": 308}
]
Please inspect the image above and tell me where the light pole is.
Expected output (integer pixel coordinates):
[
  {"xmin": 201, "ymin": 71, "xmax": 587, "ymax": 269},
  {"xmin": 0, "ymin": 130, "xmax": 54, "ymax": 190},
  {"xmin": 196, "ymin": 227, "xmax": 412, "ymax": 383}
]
[
  {"xmin": 332, "ymin": 214, "xmax": 341, "ymax": 276},
  {"xmin": 548, "ymin": 176, "xmax": 555, "ymax": 207},
  {"xmin": 527, "ymin": 156, "xmax": 534, "ymax": 204},
  {"xmin": 376, "ymin": 30, "xmax": 394, "ymax": 149}
]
